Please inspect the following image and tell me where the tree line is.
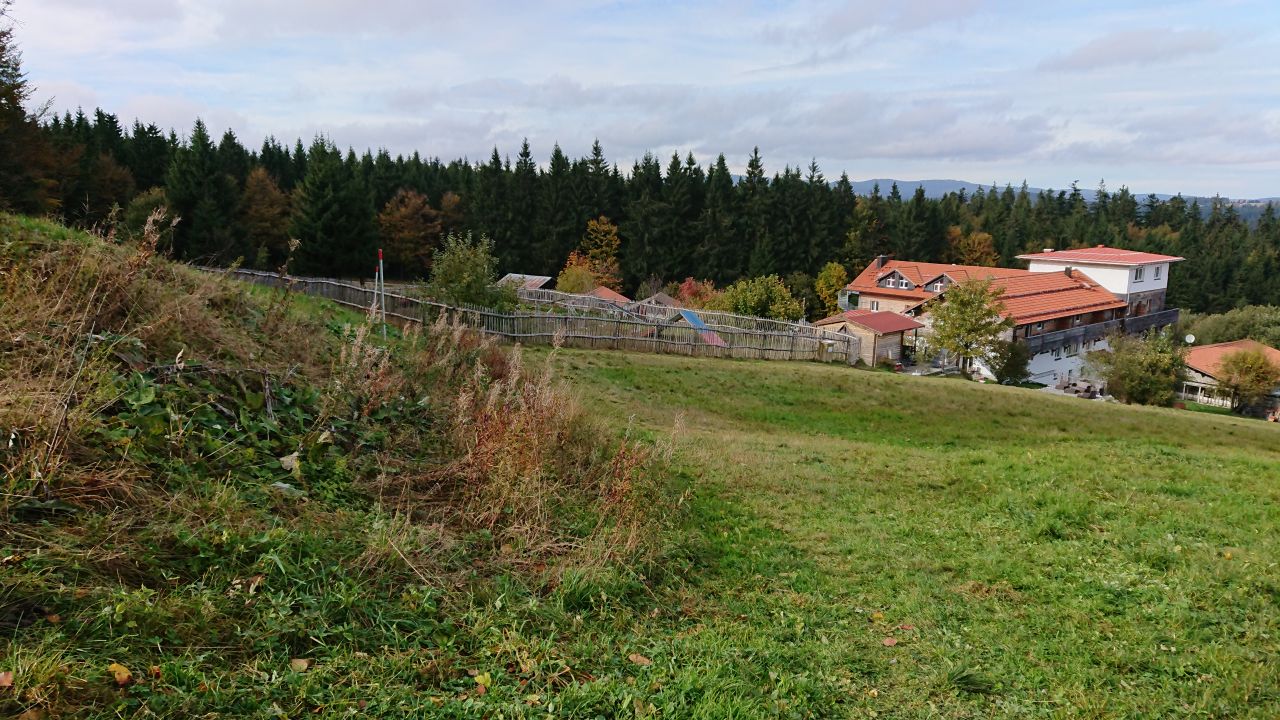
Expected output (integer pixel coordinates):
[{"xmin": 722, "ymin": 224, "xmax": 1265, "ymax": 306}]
[{"xmin": 2, "ymin": 6, "xmax": 1278, "ymax": 318}]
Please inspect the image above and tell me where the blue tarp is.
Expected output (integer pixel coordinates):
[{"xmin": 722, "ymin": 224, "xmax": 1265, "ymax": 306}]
[{"xmin": 679, "ymin": 310, "xmax": 728, "ymax": 347}]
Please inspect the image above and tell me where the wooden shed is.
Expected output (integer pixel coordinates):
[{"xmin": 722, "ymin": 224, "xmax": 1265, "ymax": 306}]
[{"xmin": 814, "ymin": 309, "xmax": 923, "ymax": 366}]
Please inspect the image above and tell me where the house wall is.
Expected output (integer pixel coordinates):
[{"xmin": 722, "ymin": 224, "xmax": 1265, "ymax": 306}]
[
  {"xmin": 823, "ymin": 323, "xmax": 902, "ymax": 365},
  {"xmin": 873, "ymin": 333, "xmax": 902, "ymax": 364},
  {"xmin": 971, "ymin": 336, "xmax": 1109, "ymax": 384},
  {"xmin": 850, "ymin": 293, "xmax": 919, "ymax": 314},
  {"xmin": 1026, "ymin": 260, "xmax": 1170, "ymax": 297}
]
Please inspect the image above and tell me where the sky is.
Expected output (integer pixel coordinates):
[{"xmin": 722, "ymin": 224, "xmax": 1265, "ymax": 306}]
[{"xmin": 10, "ymin": 0, "xmax": 1280, "ymax": 198}]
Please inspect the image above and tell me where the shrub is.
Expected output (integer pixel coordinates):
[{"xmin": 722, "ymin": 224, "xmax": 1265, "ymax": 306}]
[
  {"xmin": 990, "ymin": 339, "xmax": 1031, "ymax": 384},
  {"xmin": 1086, "ymin": 331, "xmax": 1186, "ymax": 406},
  {"xmin": 423, "ymin": 232, "xmax": 516, "ymax": 310},
  {"xmin": 665, "ymin": 277, "xmax": 720, "ymax": 308},
  {"xmin": 707, "ymin": 274, "xmax": 804, "ymax": 321},
  {"xmin": 1217, "ymin": 348, "xmax": 1280, "ymax": 415},
  {"xmin": 555, "ymin": 252, "xmax": 599, "ymax": 293}
]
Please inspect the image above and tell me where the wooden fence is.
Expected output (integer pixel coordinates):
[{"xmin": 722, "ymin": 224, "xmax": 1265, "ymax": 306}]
[{"xmin": 209, "ymin": 267, "xmax": 859, "ymax": 363}]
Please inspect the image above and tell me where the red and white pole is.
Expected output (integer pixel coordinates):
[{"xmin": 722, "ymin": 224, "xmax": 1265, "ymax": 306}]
[{"xmin": 377, "ymin": 248, "xmax": 386, "ymax": 339}]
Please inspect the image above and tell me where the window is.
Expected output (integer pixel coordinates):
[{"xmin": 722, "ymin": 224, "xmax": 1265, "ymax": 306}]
[
  {"xmin": 1133, "ymin": 266, "xmax": 1145, "ymax": 282},
  {"xmin": 930, "ymin": 282, "xmax": 944, "ymax": 292},
  {"xmin": 868, "ymin": 300, "xmax": 880, "ymax": 311},
  {"xmin": 1154, "ymin": 265, "xmax": 1162, "ymax": 280},
  {"xmin": 1033, "ymin": 322, "xmax": 1045, "ymax": 335},
  {"xmin": 1066, "ymin": 343, "xmax": 1077, "ymax": 357},
  {"xmin": 1051, "ymin": 347, "xmax": 1061, "ymax": 359},
  {"xmin": 898, "ymin": 279, "xmax": 911, "ymax": 289}
]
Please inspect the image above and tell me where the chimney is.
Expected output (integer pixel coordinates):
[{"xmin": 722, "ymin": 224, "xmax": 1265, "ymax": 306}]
[
  {"xmin": 1064, "ymin": 266, "xmax": 1072, "ymax": 277},
  {"xmin": 875, "ymin": 254, "xmax": 889, "ymax": 268}
]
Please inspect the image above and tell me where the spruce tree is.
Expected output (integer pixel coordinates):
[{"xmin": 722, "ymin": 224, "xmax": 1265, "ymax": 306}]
[
  {"xmin": 289, "ymin": 138, "xmax": 377, "ymax": 277},
  {"xmin": 696, "ymin": 154, "xmax": 740, "ymax": 283},
  {"xmin": 165, "ymin": 119, "xmax": 243, "ymax": 262}
]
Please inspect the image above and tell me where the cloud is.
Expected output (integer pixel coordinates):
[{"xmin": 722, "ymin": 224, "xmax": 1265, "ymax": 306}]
[
  {"xmin": 762, "ymin": 0, "xmax": 987, "ymax": 45},
  {"xmin": 1038, "ymin": 28, "xmax": 1225, "ymax": 72},
  {"xmin": 10, "ymin": 0, "xmax": 1280, "ymax": 196}
]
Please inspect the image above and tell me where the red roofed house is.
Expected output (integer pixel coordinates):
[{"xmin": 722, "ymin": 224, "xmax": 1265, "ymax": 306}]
[
  {"xmin": 840, "ymin": 245, "xmax": 1184, "ymax": 383},
  {"xmin": 813, "ymin": 309, "xmax": 924, "ymax": 366},
  {"xmin": 1180, "ymin": 339, "xmax": 1280, "ymax": 411},
  {"xmin": 587, "ymin": 285, "xmax": 631, "ymax": 305}
]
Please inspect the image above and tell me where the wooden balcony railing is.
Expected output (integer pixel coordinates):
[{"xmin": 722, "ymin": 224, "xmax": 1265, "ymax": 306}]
[{"xmin": 1022, "ymin": 308, "xmax": 1180, "ymax": 355}]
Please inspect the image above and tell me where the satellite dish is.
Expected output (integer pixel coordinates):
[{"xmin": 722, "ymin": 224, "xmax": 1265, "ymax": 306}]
[{"xmin": 1185, "ymin": 334, "xmax": 1196, "ymax": 345}]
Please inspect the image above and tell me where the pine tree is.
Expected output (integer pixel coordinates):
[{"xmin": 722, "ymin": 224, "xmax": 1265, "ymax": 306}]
[
  {"xmin": 696, "ymin": 154, "xmax": 740, "ymax": 283},
  {"xmin": 0, "ymin": 4, "xmax": 59, "ymax": 215},
  {"xmin": 126, "ymin": 121, "xmax": 172, "ymax": 191},
  {"xmin": 165, "ymin": 119, "xmax": 243, "ymax": 262},
  {"xmin": 740, "ymin": 147, "xmax": 774, "ymax": 277},
  {"xmin": 537, "ymin": 144, "xmax": 577, "ymax": 275},
  {"xmin": 505, "ymin": 139, "xmax": 539, "ymax": 272},
  {"xmin": 620, "ymin": 153, "xmax": 670, "ymax": 288},
  {"xmin": 289, "ymin": 138, "xmax": 377, "ymax": 276},
  {"xmin": 216, "ymin": 129, "xmax": 251, "ymax": 188}
]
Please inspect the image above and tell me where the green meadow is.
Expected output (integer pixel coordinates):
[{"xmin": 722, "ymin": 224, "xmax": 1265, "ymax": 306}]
[{"xmin": 549, "ymin": 349, "xmax": 1280, "ymax": 718}]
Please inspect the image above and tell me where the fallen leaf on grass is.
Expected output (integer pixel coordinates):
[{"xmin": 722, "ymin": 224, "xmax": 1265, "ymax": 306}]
[
  {"xmin": 628, "ymin": 653, "xmax": 653, "ymax": 666},
  {"xmin": 882, "ymin": 637, "xmax": 898, "ymax": 647},
  {"xmin": 149, "ymin": 666, "xmax": 162, "ymax": 680},
  {"xmin": 279, "ymin": 452, "xmax": 300, "ymax": 472},
  {"xmin": 0, "ymin": 670, "xmax": 13, "ymax": 688},
  {"xmin": 107, "ymin": 663, "xmax": 133, "ymax": 686},
  {"xmin": 870, "ymin": 611, "xmax": 885, "ymax": 622},
  {"xmin": 17, "ymin": 709, "xmax": 44, "ymax": 720},
  {"xmin": 44, "ymin": 614, "xmax": 61, "ymax": 624},
  {"xmin": 897, "ymin": 624, "xmax": 915, "ymax": 631},
  {"xmin": 290, "ymin": 658, "xmax": 311, "ymax": 672}
]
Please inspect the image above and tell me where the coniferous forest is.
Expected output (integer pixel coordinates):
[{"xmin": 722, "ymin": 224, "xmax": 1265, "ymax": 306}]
[{"xmin": 5, "ymin": 104, "xmax": 1280, "ymax": 317}]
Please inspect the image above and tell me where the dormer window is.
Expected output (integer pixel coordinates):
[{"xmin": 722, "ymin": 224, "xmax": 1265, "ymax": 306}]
[
  {"xmin": 897, "ymin": 279, "xmax": 911, "ymax": 289},
  {"xmin": 1133, "ymin": 267, "xmax": 1145, "ymax": 282}
]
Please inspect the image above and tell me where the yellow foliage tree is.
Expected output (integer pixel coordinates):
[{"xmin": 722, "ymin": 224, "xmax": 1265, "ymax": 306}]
[
  {"xmin": 814, "ymin": 262, "xmax": 849, "ymax": 317},
  {"xmin": 947, "ymin": 226, "xmax": 999, "ymax": 267},
  {"xmin": 578, "ymin": 216, "xmax": 622, "ymax": 291}
]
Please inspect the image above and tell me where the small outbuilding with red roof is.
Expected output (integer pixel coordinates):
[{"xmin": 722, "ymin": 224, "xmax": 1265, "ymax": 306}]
[{"xmin": 814, "ymin": 309, "xmax": 924, "ymax": 366}]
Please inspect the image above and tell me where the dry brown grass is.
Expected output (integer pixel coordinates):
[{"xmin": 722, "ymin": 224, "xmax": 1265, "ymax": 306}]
[{"xmin": 0, "ymin": 212, "xmax": 336, "ymax": 511}]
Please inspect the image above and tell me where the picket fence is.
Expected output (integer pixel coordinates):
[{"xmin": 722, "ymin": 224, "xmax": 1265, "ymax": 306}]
[{"xmin": 210, "ymin": 267, "xmax": 859, "ymax": 364}]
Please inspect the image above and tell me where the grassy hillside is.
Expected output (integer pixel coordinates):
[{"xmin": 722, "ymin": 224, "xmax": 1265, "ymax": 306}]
[
  {"xmin": 551, "ymin": 350, "xmax": 1280, "ymax": 718},
  {"xmin": 0, "ymin": 215, "xmax": 674, "ymax": 718},
  {"xmin": 4, "ymin": 213, "xmax": 1278, "ymax": 718}
]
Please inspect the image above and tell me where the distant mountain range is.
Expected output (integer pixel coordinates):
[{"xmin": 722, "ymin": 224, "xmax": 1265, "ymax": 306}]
[{"xmin": 844, "ymin": 178, "xmax": 1279, "ymax": 206}]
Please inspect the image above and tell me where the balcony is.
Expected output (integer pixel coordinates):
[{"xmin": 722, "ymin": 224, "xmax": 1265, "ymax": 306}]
[{"xmin": 1021, "ymin": 308, "xmax": 1180, "ymax": 355}]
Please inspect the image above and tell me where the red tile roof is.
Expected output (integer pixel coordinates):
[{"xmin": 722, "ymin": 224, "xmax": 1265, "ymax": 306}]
[
  {"xmin": 989, "ymin": 270, "xmax": 1128, "ymax": 325},
  {"xmin": 1185, "ymin": 339, "xmax": 1280, "ymax": 380},
  {"xmin": 1017, "ymin": 246, "xmax": 1184, "ymax": 265},
  {"xmin": 588, "ymin": 286, "xmax": 631, "ymax": 303},
  {"xmin": 814, "ymin": 309, "xmax": 924, "ymax": 335},
  {"xmin": 844, "ymin": 258, "xmax": 1126, "ymax": 325},
  {"xmin": 845, "ymin": 260, "xmax": 1024, "ymax": 301}
]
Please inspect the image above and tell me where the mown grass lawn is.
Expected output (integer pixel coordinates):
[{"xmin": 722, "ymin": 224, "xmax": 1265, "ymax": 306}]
[{"xmin": 551, "ymin": 349, "xmax": 1280, "ymax": 718}]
